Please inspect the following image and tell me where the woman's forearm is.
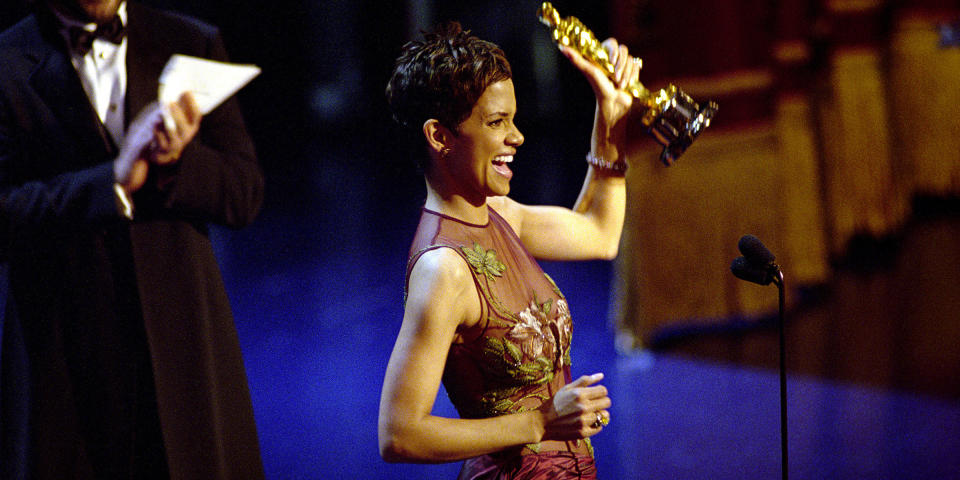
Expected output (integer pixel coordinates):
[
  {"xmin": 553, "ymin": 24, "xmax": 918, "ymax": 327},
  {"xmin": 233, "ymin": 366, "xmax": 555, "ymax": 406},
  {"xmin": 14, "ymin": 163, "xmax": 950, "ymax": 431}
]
[
  {"xmin": 570, "ymin": 106, "xmax": 627, "ymax": 259},
  {"xmin": 379, "ymin": 410, "xmax": 544, "ymax": 463}
]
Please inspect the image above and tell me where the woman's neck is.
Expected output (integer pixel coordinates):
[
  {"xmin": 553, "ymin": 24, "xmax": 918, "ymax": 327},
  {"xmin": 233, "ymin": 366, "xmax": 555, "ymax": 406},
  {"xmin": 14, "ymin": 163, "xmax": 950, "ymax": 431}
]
[{"xmin": 424, "ymin": 179, "xmax": 489, "ymax": 225}]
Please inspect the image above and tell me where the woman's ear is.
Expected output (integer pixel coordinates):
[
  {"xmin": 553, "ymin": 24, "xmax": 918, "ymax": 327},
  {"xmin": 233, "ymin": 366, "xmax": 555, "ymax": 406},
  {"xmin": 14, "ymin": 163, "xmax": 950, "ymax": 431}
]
[{"xmin": 423, "ymin": 119, "xmax": 452, "ymax": 156}]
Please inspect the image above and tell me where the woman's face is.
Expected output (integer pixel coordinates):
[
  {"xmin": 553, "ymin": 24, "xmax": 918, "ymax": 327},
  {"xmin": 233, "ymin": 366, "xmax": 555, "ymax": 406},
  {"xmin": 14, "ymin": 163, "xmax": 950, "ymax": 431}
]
[{"xmin": 442, "ymin": 79, "xmax": 525, "ymax": 202}]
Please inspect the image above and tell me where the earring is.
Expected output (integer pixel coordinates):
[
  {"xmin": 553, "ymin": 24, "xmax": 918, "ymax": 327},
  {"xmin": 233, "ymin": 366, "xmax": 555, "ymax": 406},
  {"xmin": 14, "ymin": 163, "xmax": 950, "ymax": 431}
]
[{"xmin": 441, "ymin": 147, "xmax": 451, "ymax": 158}]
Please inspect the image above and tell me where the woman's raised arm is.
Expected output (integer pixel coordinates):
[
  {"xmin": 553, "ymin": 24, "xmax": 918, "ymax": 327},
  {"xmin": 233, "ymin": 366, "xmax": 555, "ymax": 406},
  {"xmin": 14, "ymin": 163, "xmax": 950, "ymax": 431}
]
[{"xmin": 493, "ymin": 38, "xmax": 645, "ymax": 262}]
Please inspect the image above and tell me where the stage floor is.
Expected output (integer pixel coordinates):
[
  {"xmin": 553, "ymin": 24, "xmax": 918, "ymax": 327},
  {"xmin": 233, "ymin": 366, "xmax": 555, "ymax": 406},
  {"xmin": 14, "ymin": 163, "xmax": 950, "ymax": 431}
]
[{"xmin": 211, "ymin": 195, "xmax": 960, "ymax": 479}]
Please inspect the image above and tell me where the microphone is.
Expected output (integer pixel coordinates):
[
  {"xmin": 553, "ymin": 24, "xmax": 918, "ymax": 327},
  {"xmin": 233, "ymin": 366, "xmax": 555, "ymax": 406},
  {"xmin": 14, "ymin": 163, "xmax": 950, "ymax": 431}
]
[
  {"xmin": 738, "ymin": 234, "xmax": 775, "ymax": 265},
  {"xmin": 730, "ymin": 256, "xmax": 775, "ymax": 285},
  {"xmin": 731, "ymin": 234, "xmax": 781, "ymax": 286}
]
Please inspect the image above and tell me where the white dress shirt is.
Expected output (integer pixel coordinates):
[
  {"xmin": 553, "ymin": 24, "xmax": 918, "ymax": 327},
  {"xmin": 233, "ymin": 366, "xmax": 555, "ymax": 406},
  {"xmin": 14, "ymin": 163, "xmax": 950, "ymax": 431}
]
[{"xmin": 56, "ymin": 2, "xmax": 129, "ymax": 146}]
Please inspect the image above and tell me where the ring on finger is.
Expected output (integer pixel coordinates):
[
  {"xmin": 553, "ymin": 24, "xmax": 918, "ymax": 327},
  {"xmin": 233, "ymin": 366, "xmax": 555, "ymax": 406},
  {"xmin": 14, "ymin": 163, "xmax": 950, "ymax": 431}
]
[{"xmin": 592, "ymin": 411, "xmax": 604, "ymax": 429}]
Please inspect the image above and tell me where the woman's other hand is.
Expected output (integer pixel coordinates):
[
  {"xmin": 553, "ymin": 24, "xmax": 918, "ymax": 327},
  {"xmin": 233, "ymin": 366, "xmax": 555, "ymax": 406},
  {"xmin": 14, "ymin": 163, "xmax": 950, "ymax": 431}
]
[{"xmin": 537, "ymin": 373, "xmax": 612, "ymax": 441}]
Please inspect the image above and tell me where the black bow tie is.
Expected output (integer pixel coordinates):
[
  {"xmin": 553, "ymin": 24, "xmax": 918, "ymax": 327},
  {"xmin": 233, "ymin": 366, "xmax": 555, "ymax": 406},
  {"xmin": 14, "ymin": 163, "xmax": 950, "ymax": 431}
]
[{"xmin": 68, "ymin": 16, "xmax": 125, "ymax": 55}]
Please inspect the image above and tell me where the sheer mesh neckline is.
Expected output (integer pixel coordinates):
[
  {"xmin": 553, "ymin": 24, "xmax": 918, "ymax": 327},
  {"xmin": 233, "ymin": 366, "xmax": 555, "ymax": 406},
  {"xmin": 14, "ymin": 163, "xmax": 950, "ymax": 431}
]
[{"xmin": 422, "ymin": 207, "xmax": 491, "ymax": 228}]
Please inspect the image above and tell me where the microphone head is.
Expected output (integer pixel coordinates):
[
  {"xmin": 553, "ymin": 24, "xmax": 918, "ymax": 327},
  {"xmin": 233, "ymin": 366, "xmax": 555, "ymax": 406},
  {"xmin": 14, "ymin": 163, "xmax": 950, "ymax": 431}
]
[
  {"xmin": 738, "ymin": 234, "xmax": 775, "ymax": 266},
  {"xmin": 730, "ymin": 256, "xmax": 773, "ymax": 285}
]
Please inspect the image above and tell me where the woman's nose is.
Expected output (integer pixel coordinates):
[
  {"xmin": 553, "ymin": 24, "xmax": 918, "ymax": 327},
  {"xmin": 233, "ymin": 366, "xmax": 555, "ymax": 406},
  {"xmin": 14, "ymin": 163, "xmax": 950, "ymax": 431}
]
[{"xmin": 507, "ymin": 126, "xmax": 524, "ymax": 147}]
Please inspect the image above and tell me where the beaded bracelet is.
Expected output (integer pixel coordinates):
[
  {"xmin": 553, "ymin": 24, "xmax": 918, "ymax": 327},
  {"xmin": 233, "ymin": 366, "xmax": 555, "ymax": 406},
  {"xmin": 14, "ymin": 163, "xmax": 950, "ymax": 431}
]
[{"xmin": 585, "ymin": 152, "xmax": 627, "ymax": 175}]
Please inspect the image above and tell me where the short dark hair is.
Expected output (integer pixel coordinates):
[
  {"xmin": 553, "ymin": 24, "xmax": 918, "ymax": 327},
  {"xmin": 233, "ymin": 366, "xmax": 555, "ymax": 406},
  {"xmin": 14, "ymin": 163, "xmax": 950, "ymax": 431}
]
[{"xmin": 386, "ymin": 21, "xmax": 512, "ymax": 141}]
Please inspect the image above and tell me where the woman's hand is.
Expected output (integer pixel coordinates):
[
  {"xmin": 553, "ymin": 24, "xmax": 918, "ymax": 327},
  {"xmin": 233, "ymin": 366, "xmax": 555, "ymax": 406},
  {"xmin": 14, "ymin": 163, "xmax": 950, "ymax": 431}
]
[
  {"xmin": 538, "ymin": 373, "xmax": 612, "ymax": 441},
  {"xmin": 560, "ymin": 39, "xmax": 642, "ymax": 159}
]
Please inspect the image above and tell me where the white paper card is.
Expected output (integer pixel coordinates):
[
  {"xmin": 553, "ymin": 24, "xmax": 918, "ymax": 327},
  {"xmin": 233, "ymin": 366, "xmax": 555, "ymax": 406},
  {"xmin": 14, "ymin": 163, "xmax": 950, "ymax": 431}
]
[{"xmin": 157, "ymin": 54, "xmax": 261, "ymax": 123}]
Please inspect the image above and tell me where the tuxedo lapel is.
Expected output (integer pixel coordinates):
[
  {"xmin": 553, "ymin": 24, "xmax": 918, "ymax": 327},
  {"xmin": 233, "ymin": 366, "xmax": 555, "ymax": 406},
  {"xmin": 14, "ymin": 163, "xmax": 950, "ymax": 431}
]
[
  {"xmin": 125, "ymin": 2, "xmax": 169, "ymax": 126},
  {"xmin": 26, "ymin": 22, "xmax": 116, "ymax": 160}
]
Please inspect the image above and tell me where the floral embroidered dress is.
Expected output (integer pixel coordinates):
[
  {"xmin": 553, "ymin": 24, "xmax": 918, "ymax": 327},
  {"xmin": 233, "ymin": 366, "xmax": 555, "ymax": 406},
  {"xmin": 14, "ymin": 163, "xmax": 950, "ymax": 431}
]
[{"xmin": 406, "ymin": 207, "xmax": 596, "ymax": 480}]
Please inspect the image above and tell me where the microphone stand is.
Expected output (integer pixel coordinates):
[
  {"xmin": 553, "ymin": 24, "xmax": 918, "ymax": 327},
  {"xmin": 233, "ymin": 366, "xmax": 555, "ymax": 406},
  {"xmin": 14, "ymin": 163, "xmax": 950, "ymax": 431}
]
[
  {"xmin": 731, "ymin": 236, "xmax": 789, "ymax": 478},
  {"xmin": 771, "ymin": 269, "xmax": 787, "ymax": 480}
]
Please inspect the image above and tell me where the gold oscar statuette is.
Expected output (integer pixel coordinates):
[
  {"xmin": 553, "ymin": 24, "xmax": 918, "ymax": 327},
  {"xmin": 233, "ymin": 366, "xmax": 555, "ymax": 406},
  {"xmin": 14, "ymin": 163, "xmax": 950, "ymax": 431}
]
[{"xmin": 537, "ymin": 2, "xmax": 717, "ymax": 165}]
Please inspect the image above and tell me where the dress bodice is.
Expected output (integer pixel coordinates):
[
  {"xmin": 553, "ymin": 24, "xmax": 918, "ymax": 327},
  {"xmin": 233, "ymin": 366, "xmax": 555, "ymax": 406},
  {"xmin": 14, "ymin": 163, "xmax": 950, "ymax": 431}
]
[{"xmin": 406, "ymin": 207, "xmax": 590, "ymax": 459}]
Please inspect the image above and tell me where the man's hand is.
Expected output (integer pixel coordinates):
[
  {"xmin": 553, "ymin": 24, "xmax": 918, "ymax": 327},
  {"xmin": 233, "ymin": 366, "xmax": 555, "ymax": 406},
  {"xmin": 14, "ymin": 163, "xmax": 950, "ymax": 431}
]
[
  {"xmin": 151, "ymin": 91, "xmax": 202, "ymax": 166},
  {"xmin": 114, "ymin": 92, "xmax": 203, "ymax": 194},
  {"xmin": 114, "ymin": 101, "xmax": 162, "ymax": 194}
]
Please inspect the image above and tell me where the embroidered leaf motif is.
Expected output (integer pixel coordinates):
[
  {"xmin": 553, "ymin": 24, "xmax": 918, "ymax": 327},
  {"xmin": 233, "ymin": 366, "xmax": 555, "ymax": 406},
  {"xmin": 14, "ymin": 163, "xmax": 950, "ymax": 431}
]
[
  {"xmin": 505, "ymin": 341, "xmax": 522, "ymax": 365},
  {"xmin": 461, "ymin": 242, "xmax": 506, "ymax": 282},
  {"xmin": 541, "ymin": 298, "xmax": 553, "ymax": 317},
  {"xmin": 515, "ymin": 357, "xmax": 553, "ymax": 382},
  {"xmin": 485, "ymin": 337, "xmax": 506, "ymax": 358},
  {"xmin": 476, "ymin": 386, "xmax": 521, "ymax": 417},
  {"xmin": 481, "ymin": 338, "xmax": 555, "ymax": 386},
  {"xmin": 490, "ymin": 398, "xmax": 514, "ymax": 414}
]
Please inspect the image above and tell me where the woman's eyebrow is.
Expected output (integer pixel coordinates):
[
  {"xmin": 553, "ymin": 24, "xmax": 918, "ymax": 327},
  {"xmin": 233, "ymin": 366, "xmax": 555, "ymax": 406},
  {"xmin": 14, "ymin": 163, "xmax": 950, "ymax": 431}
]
[{"xmin": 483, "ymin": 111, "xmax": 511, "ymax": 119}]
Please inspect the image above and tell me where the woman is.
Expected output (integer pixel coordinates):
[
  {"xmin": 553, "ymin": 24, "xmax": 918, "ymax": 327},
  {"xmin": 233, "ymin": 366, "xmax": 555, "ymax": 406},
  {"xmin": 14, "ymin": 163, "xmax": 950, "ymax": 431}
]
[{"xmin": 379, "ymin": 21, "xmax": 642, "ymax": 479}]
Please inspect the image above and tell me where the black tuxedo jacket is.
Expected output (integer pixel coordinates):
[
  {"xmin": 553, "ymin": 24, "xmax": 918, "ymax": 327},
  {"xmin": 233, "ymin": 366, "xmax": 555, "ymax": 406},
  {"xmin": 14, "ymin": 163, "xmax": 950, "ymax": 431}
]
[{"xmin": 0, "ymin": 3, "xmax": 264, "ymax": 478}]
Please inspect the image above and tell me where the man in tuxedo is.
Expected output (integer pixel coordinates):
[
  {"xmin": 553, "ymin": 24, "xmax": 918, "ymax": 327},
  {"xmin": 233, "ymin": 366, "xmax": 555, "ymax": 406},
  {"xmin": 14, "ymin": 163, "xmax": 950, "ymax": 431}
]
[{"xmin": 0, "ymin": 0, "xmax": 265, "ymax": 477}]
